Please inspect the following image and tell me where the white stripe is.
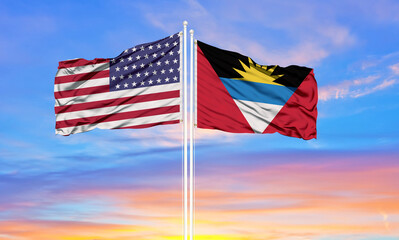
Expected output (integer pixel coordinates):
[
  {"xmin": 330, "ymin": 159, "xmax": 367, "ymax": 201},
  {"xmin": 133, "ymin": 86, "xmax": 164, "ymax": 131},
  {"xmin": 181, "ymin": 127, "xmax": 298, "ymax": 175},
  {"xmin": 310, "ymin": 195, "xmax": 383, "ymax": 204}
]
[
  {"xmin": 56, "ymin": 62, "xmax": 109, "ymax": 77},
  {"xmin": 55, "ymin": 77, "xmax": 109, "ymax": 92},
  {"xmin": 55, "ymin": 83, "xmax": 181, "ymax": 106},
  {"xmin": 56, "ymin": 97, "xmax": 180, "ymax": 121},
  {"xmin": 56, "ymin": 112, "xmax": 181, "ymax": 135},
  {"xmin": 234, "ymin": 99, "xmax": 283, "ymax": 134}
]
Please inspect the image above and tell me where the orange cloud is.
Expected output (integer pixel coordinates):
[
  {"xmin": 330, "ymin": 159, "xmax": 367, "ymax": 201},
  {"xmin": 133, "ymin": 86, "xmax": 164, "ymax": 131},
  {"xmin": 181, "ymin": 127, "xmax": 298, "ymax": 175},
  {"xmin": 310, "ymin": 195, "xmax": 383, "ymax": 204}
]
[
  {"xmin": 192, "ymin": 158, "xmax": 399, "ymax": 238},
  {"xmin": 2, "ymin": 154, "xmax": 399, "ymax": 240},
  {"xmin": 0, "ymin": 220, "xmax": 160, "ymax": 240}
]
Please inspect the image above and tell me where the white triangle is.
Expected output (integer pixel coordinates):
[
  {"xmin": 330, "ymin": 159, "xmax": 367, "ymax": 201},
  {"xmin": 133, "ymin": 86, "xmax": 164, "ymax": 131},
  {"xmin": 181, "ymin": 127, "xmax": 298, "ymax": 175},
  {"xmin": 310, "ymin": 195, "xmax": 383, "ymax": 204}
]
[{"xmin": 234, "ymin": 99, "xmax": 283, "ymax": 134}]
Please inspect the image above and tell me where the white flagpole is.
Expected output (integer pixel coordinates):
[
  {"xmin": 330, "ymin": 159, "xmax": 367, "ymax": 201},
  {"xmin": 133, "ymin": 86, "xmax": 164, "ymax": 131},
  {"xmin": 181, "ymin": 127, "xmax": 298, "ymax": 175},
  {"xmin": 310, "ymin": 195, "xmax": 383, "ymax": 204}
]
[
  {"xmin": 183, "ymin": 20, "xmax": 188, "ymax": 240},
  {"xmin": 189, "ymin": 29, "xmax": 195, "ymax": 240}
]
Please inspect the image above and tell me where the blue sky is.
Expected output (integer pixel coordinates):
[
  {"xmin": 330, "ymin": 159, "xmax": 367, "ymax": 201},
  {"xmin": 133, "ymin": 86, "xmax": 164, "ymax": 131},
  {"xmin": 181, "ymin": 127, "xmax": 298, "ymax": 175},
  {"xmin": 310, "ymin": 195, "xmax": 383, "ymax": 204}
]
[{"xmin": 0, "ymin": 0, "xmax": 399, "ymax": 239}]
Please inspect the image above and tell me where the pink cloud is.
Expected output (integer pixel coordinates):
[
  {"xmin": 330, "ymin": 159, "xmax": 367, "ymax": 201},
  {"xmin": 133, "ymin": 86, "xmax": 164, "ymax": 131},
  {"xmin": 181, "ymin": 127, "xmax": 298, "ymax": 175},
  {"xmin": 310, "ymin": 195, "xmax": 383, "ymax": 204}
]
[
  {"xmin": 140, "ymin": 0, "xmax": 356, "ymax": 66},
  {"xmin": 390, "ymin": 63, "xmax": 399, "ymax": 75}
]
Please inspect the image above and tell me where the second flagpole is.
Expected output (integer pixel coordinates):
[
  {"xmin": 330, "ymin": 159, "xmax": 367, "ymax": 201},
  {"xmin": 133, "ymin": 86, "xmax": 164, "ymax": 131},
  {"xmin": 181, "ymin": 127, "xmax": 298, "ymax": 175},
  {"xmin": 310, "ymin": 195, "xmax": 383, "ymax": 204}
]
[{"xmin": 189, "ymin": 29, "xmax": 195, "ymax": 240}]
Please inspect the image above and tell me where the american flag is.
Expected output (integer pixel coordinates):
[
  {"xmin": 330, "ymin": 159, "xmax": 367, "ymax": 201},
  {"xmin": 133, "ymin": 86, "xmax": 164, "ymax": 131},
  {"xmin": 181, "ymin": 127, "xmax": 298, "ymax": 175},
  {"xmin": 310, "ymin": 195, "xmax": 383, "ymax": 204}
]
[{"xmin": 55, "ymin": 33, "xmax": 182, "ymax": 135}]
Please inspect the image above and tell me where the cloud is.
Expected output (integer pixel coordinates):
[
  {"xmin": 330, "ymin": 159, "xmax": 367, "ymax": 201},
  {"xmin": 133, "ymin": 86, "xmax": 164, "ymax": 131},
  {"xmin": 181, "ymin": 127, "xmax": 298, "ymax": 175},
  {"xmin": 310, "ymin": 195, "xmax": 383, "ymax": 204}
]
[
  {"xmin": 381, "ymin": 212, "xmax": 391, "ymax": 231},
  {"xmin": 390, "ymin": 63, "xmax": 399, "ymax": 75},
  {"xmin": 137, "ymin": 0, "xmax": 356, "ymax": 66},
  {"xmin": 190, "ymin": 150, "xmax": 399, "ymax": 238},
  {"xmin": 351, "ymin": 79, "xmax": 396, "ymax": 98},
  {"xmin": 318, "ymin": 75, "xmax": 397, "ymax": 101},
  {"xmin": 1, "ymin": 150, "xmax": 399, "ymax": 239},
  {"xmin": 0, "ymin": 220, "xmax": 168, "ymax": 240},
  {"xmin": 116, "ymin": 124, "xmax": 238, "ymax": 149},
  {"xmin": 325, "ymin": 51, "xmax": 399, "ymax": 102},
  {"xmin": 352, "ymin": 0, "xmax": 399, "ymax": 23}
]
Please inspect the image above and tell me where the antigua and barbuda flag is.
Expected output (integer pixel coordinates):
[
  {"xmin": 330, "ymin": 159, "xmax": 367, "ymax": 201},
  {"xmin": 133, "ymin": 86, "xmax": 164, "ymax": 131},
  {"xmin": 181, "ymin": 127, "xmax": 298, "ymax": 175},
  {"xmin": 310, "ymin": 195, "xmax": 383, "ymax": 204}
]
[{"xmin": 195, "ymin": 41, "xmax": 317, "ymax": 140}]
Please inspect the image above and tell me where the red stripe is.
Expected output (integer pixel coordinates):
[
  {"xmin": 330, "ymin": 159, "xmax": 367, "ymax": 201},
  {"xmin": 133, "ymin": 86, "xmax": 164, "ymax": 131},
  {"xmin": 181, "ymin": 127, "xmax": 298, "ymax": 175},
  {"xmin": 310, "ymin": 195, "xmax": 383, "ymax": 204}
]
[
  {"xmin": 56, "ymin": 105, "xmax": 180, "ymax": 129},
  {"xmin": 117, "ymin": 120, "xmax": 180, "ymax": 129},
  {"xmin": 58, "ymin": 58, "xmax": 109, "ymax": 69},
  {"xmin": 55, "ymin": 90, "xmax": 180, "ymax": 114},
  {"xmin": 54, "ymin": 85, "xmax": 109, "ymax": 99},
  {"xmin": 55, "ymin": 70, "xmax": 109, "ymax": 84}
]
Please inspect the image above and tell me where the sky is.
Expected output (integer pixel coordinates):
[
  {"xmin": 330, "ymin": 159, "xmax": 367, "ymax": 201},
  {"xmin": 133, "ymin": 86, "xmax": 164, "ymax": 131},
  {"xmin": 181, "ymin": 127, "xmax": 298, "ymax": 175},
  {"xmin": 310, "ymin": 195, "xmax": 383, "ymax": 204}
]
[{"xmin": 0, "ymin": 0, "xmax": 399, "ymax": 239}]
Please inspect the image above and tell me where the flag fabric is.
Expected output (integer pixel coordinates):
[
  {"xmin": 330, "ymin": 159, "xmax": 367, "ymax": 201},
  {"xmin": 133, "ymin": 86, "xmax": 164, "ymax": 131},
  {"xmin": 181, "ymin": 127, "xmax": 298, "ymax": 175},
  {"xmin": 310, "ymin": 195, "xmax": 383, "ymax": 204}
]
[
  {"xmin": 55, "ymin": 33, "xmax": 182, "ymax": 136},
  {"xmin": 195, "ymin": 41, "xmax": 318, "ymax": 140}
]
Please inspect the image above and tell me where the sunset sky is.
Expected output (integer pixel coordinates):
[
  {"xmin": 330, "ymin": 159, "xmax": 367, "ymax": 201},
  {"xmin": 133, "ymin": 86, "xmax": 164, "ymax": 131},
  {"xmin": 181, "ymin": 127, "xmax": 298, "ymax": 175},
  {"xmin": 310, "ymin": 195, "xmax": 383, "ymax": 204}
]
[{"xmin": 1, "ymin": 0, "xmax": 399, "ymax": 240}]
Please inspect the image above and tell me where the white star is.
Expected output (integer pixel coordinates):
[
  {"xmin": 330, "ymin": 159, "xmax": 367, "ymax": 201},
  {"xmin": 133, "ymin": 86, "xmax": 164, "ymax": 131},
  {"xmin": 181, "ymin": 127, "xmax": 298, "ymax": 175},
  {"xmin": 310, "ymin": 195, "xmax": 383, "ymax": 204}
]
[
  {"xmin": 169, "ymin": 68, "xmax": 174, "ymax": 73},
  {"xmin": 165, "ymin": 60, "xmax": 170, "ymax": 65},
  {"xmin": 157, "ymin": 44, "xmax": 161, "ymax": 49},
  {"xmin": 119, "ymin": 75, "xmax": 124, "ymax": 79},
  {"xmin": 124, "ymin": 49, "xmax": 128, "ymax": 53},
  {"xmin": 128, "ymin": 74, "xmax": 132, "ymax": 79},
  {"xmin": 156, "ymin": 61, "xmax": 161, "ymax": 66},
  {"xmin": 152, "ymin": 53, "xmax": 157, "ymax": 58},
  {"xmin": 173, "ymin": 59, "xmax": 178, "ymax": 64},
  {"xmin": 140, "ymin": 46, "xmax": 145, "ymax": 51},
  {"xmin": 149, "ymin": 63, "xmax": 153, "ymax": 67},
  {"xmin": 149, "ymin": 79, "xmax": 153, "ymax": 84},
  {"xmin": 169, "ymin": 51, "xmax": 174, "ymax": 56},
  {"xmin": 178, "ymin": 50, "xmax": 181, "ymax": 54},
  {"xmin": 140, "ymin": 63, "xmax": 145, "ymax": 68},
  {"xmin": 148, "ymin": 45, "xmax": 153, "ymax": 50},
  {"xmin": 173, "ymin": 41, "xmax": 178, "ymax": 46},
  {"xmin": 136, "ymin": 72, "xmax": 141, "ymax": 77},
  {"xmin": 111, "ymin": 59, "xmax": 116, "ymax": 63},
  {"xmin": 120, "ymin": 58, "xmax": 124, "ymax": 62},
  {"xmin": 132, "ymin": 64, "xmax": 137, "ymax": 69},
  {"xmin": 111, "ymin": 76, "xmax": 116, "ymax": 81},
  {"xmin": 136, "ymin": 55, "xmax": 141, "ymax": 60},
  {"xmin": 173, "ymin": 76, "xmax": 178, "ymax": 81},
  {"xmin": 144, "ymin": 71, "xmax": 149, "ymax": 76},
  {"xmin": 116, "ymin": 84, "xmax": 120, "ymax": 89},
  {"xmin": 132, "ymin": 82, "xmax": 137, "ymax": 87},
  {"xmin": 128, "ymin": 56, "xmax": 133, "ymax": 61},
  {"xmin": 165, "ymin": 77, "xmax": 170, "ymax": 82},
  {"xmin": 144, "ymin": 54, "xmax": 149, "ymax": 59},
  {"xmin": 132, "ymin": 47, "xmax": 137, "ymax": 52},
  {"xmin": 157, "ymin": 78, "xmax": 161, "ymax": 83},
  {"xmin": 161, "ymin": 52, "xmax": 165, "ymax": 56},
  {"xmin": 124, "ymin": 83, "xmax": 128, "ymax": 88},
  {"xmin": 115, "ymin": 66, "xmax": 120, "ymax": 72},
  {"xmin": 140, "ymin": 81, "xmax": 145, "ymax": 86},
  {"xmin": 178, "ymin": 67, "xmax": 181, "ymax": 72},
  {"xmin": 124, "ymin": 66, "xmax": 129, "ymax": 71},
  {"xmin": 165, "ymin": 42, "xmax": 170, "ymax": 47},
  {"xmin": 161, "ymin": 69, "xmax": 166, "ymax": 74},
  {"xmin": 170, "ymin": 34, "xmax": 174, "ymax": 38},
  {"xmin": 152, "ymin": 70, "xmax": 157, "ymax": 75}
]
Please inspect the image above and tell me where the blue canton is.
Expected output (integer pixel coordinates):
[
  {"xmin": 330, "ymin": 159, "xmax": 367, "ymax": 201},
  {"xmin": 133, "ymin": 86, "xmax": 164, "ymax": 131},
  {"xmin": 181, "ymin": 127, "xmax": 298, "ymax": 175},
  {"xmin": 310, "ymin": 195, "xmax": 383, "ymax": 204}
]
[{"xmin": 109, "ymin": 33, "xmax": 181, "ymax": 91}]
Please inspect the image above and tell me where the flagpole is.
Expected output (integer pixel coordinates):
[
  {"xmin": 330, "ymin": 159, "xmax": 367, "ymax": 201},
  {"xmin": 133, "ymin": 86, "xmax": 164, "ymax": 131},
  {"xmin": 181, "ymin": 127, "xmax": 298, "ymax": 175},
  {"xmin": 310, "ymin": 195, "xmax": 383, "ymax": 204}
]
[
  {"xmin": 183, "ymin": 20, "xmax": 188, "ymax": 240},
  {"xmin": 189, "ymin": 29, "xmax": 195, "ymax": 240}
]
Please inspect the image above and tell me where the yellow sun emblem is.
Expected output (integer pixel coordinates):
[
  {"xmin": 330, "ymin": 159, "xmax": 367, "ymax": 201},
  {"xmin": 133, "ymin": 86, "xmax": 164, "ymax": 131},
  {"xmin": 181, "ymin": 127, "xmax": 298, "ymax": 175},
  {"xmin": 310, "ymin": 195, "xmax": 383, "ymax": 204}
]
[{"xmin": 233, "ymin": 57, "xmax": 284, "ymax": 86}]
